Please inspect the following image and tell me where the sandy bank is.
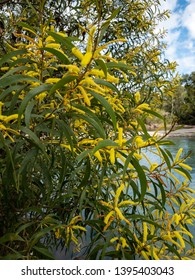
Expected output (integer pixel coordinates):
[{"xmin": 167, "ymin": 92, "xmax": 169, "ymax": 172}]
[{"xmin": 148, "ymin": 125, "xmax": 195, "ymax": 138}]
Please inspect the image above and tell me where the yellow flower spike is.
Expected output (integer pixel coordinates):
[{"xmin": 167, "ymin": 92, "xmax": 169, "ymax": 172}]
[
  {"xmin": 110, "ymin": 237, "xmax": 119, "ymax": 243},
  {"xmin": 118, "ymin": 127, "xmax": 123, "ymax": 146},
  {"xmin": 55, "ymin": 228, "xmax": 61, "ymax": 239},
  {"xmin": 72, "ymin": 47, "xmax": 84, "ymax": 61},
  {"xmin": 4, "ymin": 114, "xmax": 19, "ymax": 123},
  {"xmin": 72, "ymin": 225, "xmax": 87, "ymax": 231},
  {"xmin": 69, "ymin": 215, "xmax": 82, "ymax": 225},
  {"xmin": 0, "ymin": 101, "xmax": 4, "ymax": 115},
  {"xmin": 172, "ymin": 213, "xmax": 180, "ymax": 225},
  {"xmin": 104, "ymin": 210, "xmax": 115, "ymax": 224},
  {"xmin": 178, "ymin": 162, "xmax": 192, "ymax": 171},
  {"xmin": 134, "ymin": 136, "xmax": 146, "ymax": 148},
  {"xmin": 152, "ymin": 249, "xmax": 160, "ymax": 260},
  {"xmin": 63, "ymin": 64, "xmax": 80, "ymax": 74},
  {"xmin": 114, "ymin": 183, "xmax": 125, "ymax": 207},
  {"xmin": 150, "ymin": 163, "xmax": 158, "ymax": 172},
  {"xmin": 45, "ymin": 78, "xmax": 61, "ymax": 84},
  {"xmin": 77, "ymin": 86, "xmax": 91, "ymax": 106},
  {"xmin": 109, "ymin": 148, "xmax": 115, "ymax": 165},
  {"xmin": 168, "ymin": 171, "xmax": 181, "ymax": 185},
  {"xmin": 141, "ymin": 251, "xmax": 150, "ymax": 260},
  {"xmin": 143, "ymin": 222, "xmax": 148, "ymax": 243},
  {"xmin": 134, "ymin": 152, "xmax": 143, "ymax": 160},
  {"xmin": 45, "ymin": 35, "xmax": 55, "ymax": 42},
  {"xmin": 45, "ymin": 43, "xmax": 61, "ymax": 49},
  {"xmin": 86, "ymin": 26, "xmax": 96, "ymax": 53},
  {"xmin": 94, "ymin": 151, "xmax": 103, "ymax": 162},
  {"xmin": 174, "ymin": 168, "xmax": 189, "ymax": 181},
  {"xmin": 118, "ymin": 200, "xmax": 138, "ymax": 207},
  {"xmin": 174, "ymin": 148, "xmax": 183, "ymax": 163},
  {"xmin": 81, "ymin": 52, "xmax": 92, "ymax": 66},
  {"xmin": 99, "ymin": 200, "xmax": 113, "ymax": 209},
  {"xmin": 89, "ymin": 69, "xmax": 105, "ymax": 78},
  {"xmin": 134, "ymin": 91, "xmax": 141, "ymax": 103},
  {"xmin": 107, "ymin": 73, "xmax": 119, "ymax": 84},
  {"xmin": 116, "ymin": 243, "xmax": 120, "ymax": 251},
  {"xmin": 173, "ymin": 231, "xmax": 185, "ymax": 248},
  {"xmin": 114, "ymin": 207, "xmax": 131, "ymax": 226},
  {"xmin": 120, "ymin": 237, "xmax": 128, "ymax": 248}
]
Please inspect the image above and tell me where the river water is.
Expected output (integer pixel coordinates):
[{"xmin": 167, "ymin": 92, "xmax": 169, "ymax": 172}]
[
  {"xmin": 54, "ymin": 136, "xmax": 195, "ymax": 259},
  {"xmin": 163, "ymin": 136, "xmax": 195, "ymax": 187}
]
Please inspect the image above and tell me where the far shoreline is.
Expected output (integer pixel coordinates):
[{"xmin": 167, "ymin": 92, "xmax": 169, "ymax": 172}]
[{"xmin": 147, "ymin": 125, "xmax": 195, "ymax": 138}]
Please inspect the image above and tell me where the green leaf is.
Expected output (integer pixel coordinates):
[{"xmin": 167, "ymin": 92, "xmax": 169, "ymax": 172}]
[
  {"xmin": 49, "ymin": 75, "xmax": 77, "ymax": 95},
  {"xmin": 122, "ymin": 151, "xmax": 134, "ymax": 177},
  {"xmin": 0, "ymin": 49, "xmax": 27, "ymax": 67},
  {"xmin": 107, "ymin": 61, "xmax": 136, "ymax": 73},
  {"xmin": 94, "ymin": 78, "xmax": 119, "ymax": 93},
  {"xmin": 89, "ymin": 89, "xmax": 117, "ymax": 130},
  {"xmin": 42, "ymin": 47, "xmax": 70, "ymax": 64},
  {"xmin": 21, "ymin": 127, "xmax": 46, "ymax": 154},
  {"xmin": 108, "ymin": 7, "xmax": 121, "ymax": 21},
  {"xmin": 143, "ymin": 109, "xmax": 164, "ymax": 120},
  {"xmin": 19, "ymin": 148, "xmax": 38, "ymax": 174},
  {"xmin": 33, "ymin": 246, "xmax": 54, "ymax": 259},
  {"xmin": 76, "ymin": 150, "xmax": 91, "ymax": 163},
  {"xmin": 55, "ymin": 119, "xmax": 76, "ymax": 150},
  {"xmin": 137, "ymin": 118, "xmax": 151, "ymax": 139},
  {"xmin": 0, "ymin": 74, "xmax": 39, "ymax": 88},
  {"xmin": 0, "ymin": 85, "xmax": 24, "ymax": 101},
  {"xmin": 156, "ymin": 180, "xmax": 166, "ymax": 208},
  {"xmin": 131, "ymin": 158, "xmax": 147, "ymax": 202},
  {"xmin": 0, "ymin": 233, "xmax": 24, "ymax": 244},
  {"xmin": 29, "ymin": 226, "xmax": 57, "ymax": 248},
  {"xmin": 92, "ymin": 139, "xmax": 119, "ymax": 154},
  {"xmin": 75, "ymin": 114, "xmax": 106, "ymax": 139},
  {"xmin": 1, "ymin": 65, "xmax": 32, "ymax": 79},
  {"xmin": 24, "ymin": 100, "xmax": 36, "ymax": 127},
  {"xmin": 18, "ymin": 84, "xmax": 51, "ymax": 122},
  {"xmin": 95, "ymin": 59, "xmax": 107, "ymax": 78},
  {"xmin": 73, "ymin": 104, "xmax": 105, "ymax": 134},
  {"xmin": 16, "ymin": 21, "xmax": 37, "ymax": 35},
  {"xmin": 48, "ymin": 31, "xmax": 78, "ymax": 51},
  {"xmin": 159, "ymin": 147, "xmax": 171, "ymax": 171}
]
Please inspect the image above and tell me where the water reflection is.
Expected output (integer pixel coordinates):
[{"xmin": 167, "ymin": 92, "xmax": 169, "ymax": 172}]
[
  {"xmin": 166, "ymin": 137, "xmax": 195, "ymax": 187},
  {"xmin": 142, "ymin": 137, "xmax": 195, "ymax": 188}
]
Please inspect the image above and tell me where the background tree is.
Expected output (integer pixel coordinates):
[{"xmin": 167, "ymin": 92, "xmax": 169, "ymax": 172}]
[
  {"xmin": 0, "ymin": 0, "xmax": 195, "ymax": 260},
  {"xmin": 164, "ymin": 72, "xmax": 195, "ymax": 125}
]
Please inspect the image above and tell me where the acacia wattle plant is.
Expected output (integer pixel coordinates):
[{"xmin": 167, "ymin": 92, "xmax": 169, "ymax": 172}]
[{"xmin": 0, "ymin": 0, "xmax": 195, "ymax": 260}]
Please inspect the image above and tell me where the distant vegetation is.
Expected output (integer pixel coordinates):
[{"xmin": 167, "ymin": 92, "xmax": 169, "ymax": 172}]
[
  {"xmin": 164, "ymin": 72, "xmax": 195, "ymax": 125},
  {"xmin": 0, "ymin": 0, "xmax": 195, "ymax": 260}
]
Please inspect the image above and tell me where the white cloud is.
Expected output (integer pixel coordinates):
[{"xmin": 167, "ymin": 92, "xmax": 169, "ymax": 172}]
[
  {"xmin": 157, "ymin": 0, "xmax": 195, "ymax": 73},
  {"xmin": 159, "ymin": 0, "xmax": 178, "ymax": 11},
  {"xmin": 182, "ymin": 2, "xmax": 195, "ymax": 38}
]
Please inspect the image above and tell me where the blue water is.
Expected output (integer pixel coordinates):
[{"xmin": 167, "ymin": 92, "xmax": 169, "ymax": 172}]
[
  {"xmin": 163, "ymin": 137, "xmax": 195, "ymax": 187},
  {"xmin": 54, "ymin": 137, "xmax": 195, "ymax": 259},
  {"xmin": 142, "ymin": 137, "xmax": 195, "ymax": 188}
]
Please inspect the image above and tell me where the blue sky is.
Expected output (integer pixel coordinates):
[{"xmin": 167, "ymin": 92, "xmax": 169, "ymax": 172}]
[{"xmin": 159, "ymin": 0, "xmax": 195, "ymax": 74}]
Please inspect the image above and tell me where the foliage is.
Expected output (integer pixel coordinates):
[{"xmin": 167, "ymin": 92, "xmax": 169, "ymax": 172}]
[
  {"xmin": 0, "ymin": 0, "xmax": 195, "ymax": 260},
  {"xmin": 164, "ymin": 72, "xmax": 195, "ymax": 125}
]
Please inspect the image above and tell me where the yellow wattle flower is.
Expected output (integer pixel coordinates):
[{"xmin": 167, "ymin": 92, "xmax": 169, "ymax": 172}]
[
  {"xmin": 45, "ymin": 78, "xmax": 60, "ymax": 84},
  {"xmin": 4, "ymin": 114, "xmax": 19, "ymax": 123},
  {"xmin": 178, "ymin": 162, "xmax": 192, "ymax": 171},
  {"xmin": 72, "ymin": 47, "xmax": 84, "ymax": 61},
  {"xmin": 134, "ymin": 91, "xmax": 141, "ymax": 103},
  {"xmin": 109, "ymin": 148, "xmax": 115, "ymax": 165},
  {"xmin": 118, "ymin": 127, "xmax": 123, "ymax": 146},
  {"xmin": 81, "ymin": 52, "xmax": 92, "ymax": 66},
  {"xmin": 78, "ymin": 86, "xmax": 91, "ymax": 106},
  {"xmin": 94, "ymin": 151, "xmax": 103, "ymax": 162}
]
